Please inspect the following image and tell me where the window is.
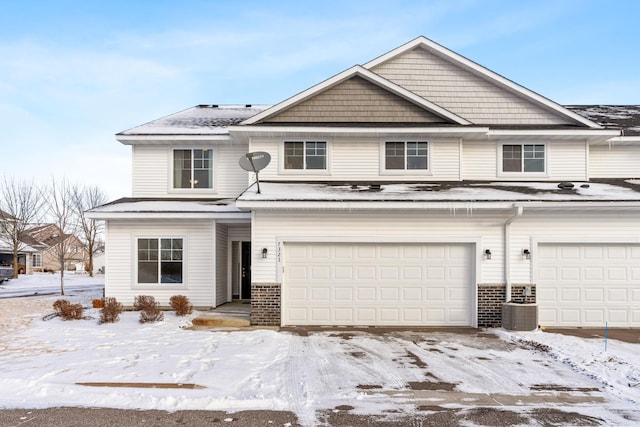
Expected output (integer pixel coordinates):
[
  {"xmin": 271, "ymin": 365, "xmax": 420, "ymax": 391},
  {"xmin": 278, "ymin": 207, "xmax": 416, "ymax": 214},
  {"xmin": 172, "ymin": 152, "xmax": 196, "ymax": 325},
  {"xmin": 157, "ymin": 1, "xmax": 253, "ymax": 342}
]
[
  {"xmin": 137, "ymin": 238, "xmax": 183, "ymax": 284},
  {"xmin": 32, "ymin": 253, "xmax": 42, "ymax": 268},
  {"xmin": 284, "ymin": 141, "xmax": 326, "ymax": 170},
  {"xmin": 502, "ymin": 144, "xmax": 545, "ymax": 173},
  {"xmin": 173, "ymin": 149, "xmax": 213, "ymax": 188},
  {"xmin": 385, "ymin": 141, "xmax": 428, "ymax": 170}
]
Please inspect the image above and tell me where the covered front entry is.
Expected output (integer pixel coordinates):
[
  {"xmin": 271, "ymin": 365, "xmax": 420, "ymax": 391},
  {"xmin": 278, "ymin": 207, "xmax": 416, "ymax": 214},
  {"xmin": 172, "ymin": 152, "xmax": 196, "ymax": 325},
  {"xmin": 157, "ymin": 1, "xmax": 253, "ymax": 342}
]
[
  {"xmin": 282, "ymin": 242, "xmax": 474, "ymax": 326},
  {"xmin": 537, "ymin": 243, "xmax": 640, "ymax": 327}
]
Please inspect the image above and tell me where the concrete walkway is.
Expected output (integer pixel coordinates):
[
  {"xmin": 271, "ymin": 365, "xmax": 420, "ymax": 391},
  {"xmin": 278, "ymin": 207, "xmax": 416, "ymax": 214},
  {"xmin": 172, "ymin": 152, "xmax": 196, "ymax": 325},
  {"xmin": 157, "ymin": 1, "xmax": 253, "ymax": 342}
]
[{"xmin": 191, "ymin": 301, "xmax": 252, "ymax": 328}]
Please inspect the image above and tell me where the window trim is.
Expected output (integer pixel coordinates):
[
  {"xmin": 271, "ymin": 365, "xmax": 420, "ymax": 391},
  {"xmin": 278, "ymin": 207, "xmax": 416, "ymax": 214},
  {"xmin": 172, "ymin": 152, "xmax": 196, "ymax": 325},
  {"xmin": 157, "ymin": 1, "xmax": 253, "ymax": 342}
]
[
  {"xmin": 32, "ymin": 253, "xmax": 42, "ymax": 268},
  {"xmin": 279, "ymin": 140, "xmax": 331, "ymax": 175},
  {"xmin": 379, "ymin": 140, "xmax": 432, "ymax": 176},
  {"xmin": 497, "ymin": 142, "xmax": 548, "ymax": 177},
  {"xmin": 169, "ymin": 147, "xmax": 217, "ymax": 193},
  {"xmin": 133, "ymin": 236, "xmax": 187, "ymax": 288}
]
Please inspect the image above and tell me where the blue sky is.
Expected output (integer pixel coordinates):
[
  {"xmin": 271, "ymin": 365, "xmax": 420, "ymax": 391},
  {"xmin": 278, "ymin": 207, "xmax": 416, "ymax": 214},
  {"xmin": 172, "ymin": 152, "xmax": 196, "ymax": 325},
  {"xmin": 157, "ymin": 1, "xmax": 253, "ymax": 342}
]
[{"xmin": 1, "ymin": 0, "xmax": 639, "ymax": 199}]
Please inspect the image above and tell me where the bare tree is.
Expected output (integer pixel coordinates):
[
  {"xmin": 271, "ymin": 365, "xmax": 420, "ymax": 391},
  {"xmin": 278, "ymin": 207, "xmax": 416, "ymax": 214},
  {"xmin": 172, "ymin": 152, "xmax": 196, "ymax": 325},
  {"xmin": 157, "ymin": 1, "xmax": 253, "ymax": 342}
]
[
  {"xmin": 72, "ymin": 184, "xmax": 107, "ymax": 277},
  {"xmin": 0, "ymin": 176, "xmax": 43, "ymax": 278},
  {"xmin": 46, "ymin": 177, "xmax": 78, "ymax": 295}
]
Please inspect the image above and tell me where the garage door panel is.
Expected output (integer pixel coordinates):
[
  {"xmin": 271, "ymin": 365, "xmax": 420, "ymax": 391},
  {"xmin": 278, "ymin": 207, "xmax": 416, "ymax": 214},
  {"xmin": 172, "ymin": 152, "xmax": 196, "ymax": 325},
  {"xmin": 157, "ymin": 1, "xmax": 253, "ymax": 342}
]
[
  {"xmin": 584, "ymin": 288, "xmax": 604, "ymax": 302},
  {"xmin": 584, "ymin": 309, "xmax": 605, "ymax": 323},
  {"xmin": 380, "ymin": 266, "xmax": 399, "ymax": 280},
  {"xmin": 284, "ymin": 243, "xmax": 472, "ymax": 326},
  {"xmin": 403, "ymin": 288, "xmax": 421, "ymax": 301},
  {"xmin": 538, "ymin": 244, "xmax": 640, "ymax": 327},
  {"xmin": 334, "ymin": 308, "xmax": 353, "ymax": 322}
]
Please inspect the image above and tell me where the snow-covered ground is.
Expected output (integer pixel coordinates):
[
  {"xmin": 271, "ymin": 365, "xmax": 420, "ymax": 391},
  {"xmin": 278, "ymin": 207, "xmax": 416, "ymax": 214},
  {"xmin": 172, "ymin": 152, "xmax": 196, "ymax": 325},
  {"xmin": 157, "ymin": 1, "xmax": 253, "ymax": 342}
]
[{"xmin": 0, "ymin": 273, "xmax": 639, "ymax": 426}]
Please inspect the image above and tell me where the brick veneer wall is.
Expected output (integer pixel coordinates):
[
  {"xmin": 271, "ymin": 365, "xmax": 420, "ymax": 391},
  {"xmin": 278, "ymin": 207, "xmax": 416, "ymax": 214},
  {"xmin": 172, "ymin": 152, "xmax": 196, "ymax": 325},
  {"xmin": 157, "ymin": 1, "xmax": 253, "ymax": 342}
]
[
  {"xmin": 251, "ymin": 283, "xmax": 281, "ymax": 326},
  {"xmin": 477, "ymin": 284, "xmax": 506, "ymax": 327},
  {"xmin": 510, "ymin": 284, "xmax": 537, "ymax": 304},
  {"xmin": 477, "ymin": 283, "xmax": 537, "ymax": 327}
]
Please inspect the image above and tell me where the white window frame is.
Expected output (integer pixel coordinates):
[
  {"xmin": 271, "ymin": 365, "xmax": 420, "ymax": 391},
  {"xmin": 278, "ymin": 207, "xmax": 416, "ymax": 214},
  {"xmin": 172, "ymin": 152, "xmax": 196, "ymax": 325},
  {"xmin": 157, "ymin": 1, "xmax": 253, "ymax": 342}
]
[
  {"xmin": 32, "ymin": 253, "xmax": 42, "ymax": 268},
  {"xmin": 498, "ymin": 142, "xmax": 548, "ymax": 178},
  {"xmin": 379, "ymin": 140, "xmax": 432, "ymax": 176},
  {"xmin": 134, "ymin": 236, "xmax": 186, "ymax": 288},
  {"xmin": 279, "ymin": 140, "xmax": 331, "ymax": 175},
  {"xmin": 169, "ymin": 147, "xmax": 217, "ymax": 193}
]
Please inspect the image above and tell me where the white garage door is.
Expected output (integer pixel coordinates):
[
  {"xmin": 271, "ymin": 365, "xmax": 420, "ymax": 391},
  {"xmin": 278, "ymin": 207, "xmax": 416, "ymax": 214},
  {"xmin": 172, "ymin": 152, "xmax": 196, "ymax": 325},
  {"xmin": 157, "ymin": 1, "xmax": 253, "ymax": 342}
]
[
  {"xmin": 283, "ymin": 242, "xmax": 473, "ymax": 326},
  {"xmin": 538, "ymin": 244, "xmax": 640, "ymax": 327}
]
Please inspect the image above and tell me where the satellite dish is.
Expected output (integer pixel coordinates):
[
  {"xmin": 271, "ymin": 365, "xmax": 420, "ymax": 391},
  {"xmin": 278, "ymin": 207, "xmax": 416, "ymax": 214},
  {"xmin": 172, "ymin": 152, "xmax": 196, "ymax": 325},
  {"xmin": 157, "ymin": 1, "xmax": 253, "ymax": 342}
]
[
  {"xmin": 239, "ymin": 151, "xmax": 271, "ymax": 172},
  {"xmin": 239, "ymin": 151, "xmax": 271, "ymax": 194}
]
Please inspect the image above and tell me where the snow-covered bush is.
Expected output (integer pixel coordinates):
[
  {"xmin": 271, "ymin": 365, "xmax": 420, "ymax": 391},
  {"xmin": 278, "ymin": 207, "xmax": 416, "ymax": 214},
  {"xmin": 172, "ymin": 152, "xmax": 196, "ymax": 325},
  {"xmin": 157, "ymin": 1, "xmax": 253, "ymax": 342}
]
[
  {"xmin": 99, "ymin": 297, "xmax": 123, "ymax": 324},
  {"xmin": 170, "ymin": 295, "xmax": 193, "ymax": 316},
  {"xmin": 134, "ymin": 295, "xmax": 164, "ymax": 323},
  {"xmin": 53, "ymin": 299, "xmax": 83, "ymax": 320}
]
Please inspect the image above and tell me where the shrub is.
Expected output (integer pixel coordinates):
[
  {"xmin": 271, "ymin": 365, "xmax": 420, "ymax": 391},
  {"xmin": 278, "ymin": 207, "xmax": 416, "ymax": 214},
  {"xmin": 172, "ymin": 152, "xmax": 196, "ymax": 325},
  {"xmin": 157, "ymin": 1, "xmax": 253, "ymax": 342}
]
[
  {"xmin": 92, "ymin": 299, "xmax": 104, "ymax": 309},
  {"xmin": 134, "ymin": 295, "xmax": 164, "ymax": 323},
  {"xmin": 170, "ymin": 295, "xmax": 193, "ymax": 316},
  {"xmin": 99, "ymin": 297, "xmax": 123, "ymax": 324},
  {"xmin": 133, "ymin": 295, "xmax": 156, "ymax": 311},
  {"xmin": 53, "ymin": 299, "xmax": 83, "ymax": 320},
  {"xmin": 139, "ymin": 307, "xmax": 164, "ymax": 323}
]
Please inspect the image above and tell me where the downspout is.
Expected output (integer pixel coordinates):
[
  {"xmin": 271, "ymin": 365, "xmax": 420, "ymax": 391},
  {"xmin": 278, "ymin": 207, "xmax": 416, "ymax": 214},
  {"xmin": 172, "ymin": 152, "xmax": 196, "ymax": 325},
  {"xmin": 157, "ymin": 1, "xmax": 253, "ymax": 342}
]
[{"xmin": 504, "ymin": 205, "xmax": 523, "ymax": 302}]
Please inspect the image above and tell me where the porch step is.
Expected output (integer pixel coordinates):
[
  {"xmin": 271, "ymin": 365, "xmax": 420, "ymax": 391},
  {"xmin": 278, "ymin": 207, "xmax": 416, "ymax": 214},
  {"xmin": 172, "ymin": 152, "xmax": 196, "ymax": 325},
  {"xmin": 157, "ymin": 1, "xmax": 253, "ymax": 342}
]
[{"xmin": 191, "ymin": 313, "xmax": 250, "ymax": 328}]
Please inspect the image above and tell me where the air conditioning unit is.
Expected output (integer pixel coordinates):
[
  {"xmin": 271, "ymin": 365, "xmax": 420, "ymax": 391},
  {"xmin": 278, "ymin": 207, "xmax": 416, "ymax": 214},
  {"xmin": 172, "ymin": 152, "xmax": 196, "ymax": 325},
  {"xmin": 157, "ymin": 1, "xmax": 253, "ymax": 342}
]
[{"xmin": 502, "ymin": 302, "xmax": 538, "ymax": 331}]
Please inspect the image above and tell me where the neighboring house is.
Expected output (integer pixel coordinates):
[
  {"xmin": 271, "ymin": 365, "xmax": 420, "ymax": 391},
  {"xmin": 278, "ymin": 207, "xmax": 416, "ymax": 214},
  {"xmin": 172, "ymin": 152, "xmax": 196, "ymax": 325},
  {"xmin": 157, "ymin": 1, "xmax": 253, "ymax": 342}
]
[
  {"xmin": 0, "ymin": 209, "xmax": 35, "ymax": 274},
  {"xmin": 88, "ymin": 37, "xmax": 640, "ymax": 328},
  {"xmin": 23, "ymin": 224, "xmax": 89, "ymax": 272}
]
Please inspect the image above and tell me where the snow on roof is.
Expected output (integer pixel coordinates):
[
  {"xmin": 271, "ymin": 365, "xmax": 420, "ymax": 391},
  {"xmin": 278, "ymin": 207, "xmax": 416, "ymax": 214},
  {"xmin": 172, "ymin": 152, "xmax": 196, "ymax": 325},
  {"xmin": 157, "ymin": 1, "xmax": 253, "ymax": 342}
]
[
  {"xmin": 237, "ymin": 180, "xmax": 640, "ymax": 203},
  {"xmin": 118, "ymin": 105, "xmax": 270, "ymax": 136},
  {"xmin": 567, "ymin": 105, "xmax": 640, "ymax": 136},
  {"xmin": 89, "ymin": 198, "xmax": 245, "ymax": 214}
]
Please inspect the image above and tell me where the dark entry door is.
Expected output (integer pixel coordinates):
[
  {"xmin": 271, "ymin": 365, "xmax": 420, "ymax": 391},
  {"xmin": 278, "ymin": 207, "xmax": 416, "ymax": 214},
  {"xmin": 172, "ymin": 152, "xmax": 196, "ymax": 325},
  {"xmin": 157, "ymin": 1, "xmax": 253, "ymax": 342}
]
[{"xmin": 241, "ymin": 242, "xmax": 251, "ymax": 299}]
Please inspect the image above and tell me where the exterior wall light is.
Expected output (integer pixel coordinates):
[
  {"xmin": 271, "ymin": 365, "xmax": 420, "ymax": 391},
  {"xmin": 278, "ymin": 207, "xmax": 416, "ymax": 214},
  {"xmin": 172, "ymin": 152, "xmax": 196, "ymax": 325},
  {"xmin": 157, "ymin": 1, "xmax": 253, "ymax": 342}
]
[
  {"xmin": 484, "ymin": 249, "xmax": 492, "ymax": 260},
  {"xmin": 523, "ymin": 249, "xmax": 531, "ymax": 259},
  {"xmin": 262, "ymin": 248, "xmax": 268, "ymax": 259}
]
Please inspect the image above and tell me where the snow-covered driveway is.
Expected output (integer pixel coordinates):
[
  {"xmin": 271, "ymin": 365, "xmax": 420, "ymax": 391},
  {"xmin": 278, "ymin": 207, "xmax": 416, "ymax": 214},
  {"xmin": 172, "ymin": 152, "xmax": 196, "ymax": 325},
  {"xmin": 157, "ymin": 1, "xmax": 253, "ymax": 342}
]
[{"xmin": 0, "ymin": 275, "xmax": 638, "ymax": 426}]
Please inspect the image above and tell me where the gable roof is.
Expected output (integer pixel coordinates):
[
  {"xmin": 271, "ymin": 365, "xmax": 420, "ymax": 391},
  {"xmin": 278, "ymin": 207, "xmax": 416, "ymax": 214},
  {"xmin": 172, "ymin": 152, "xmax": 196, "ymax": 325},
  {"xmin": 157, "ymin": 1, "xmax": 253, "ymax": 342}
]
[
  {"xmin": 241, "ymin": 65, "xmax": 471, "ymax": 126},
  {"xmin": 364, "ymin": 36, "xmax": 601, "ymax": 129},
  {"xmin": 117, "ymin": 105, "xmax": 269, "ymax": 140}
]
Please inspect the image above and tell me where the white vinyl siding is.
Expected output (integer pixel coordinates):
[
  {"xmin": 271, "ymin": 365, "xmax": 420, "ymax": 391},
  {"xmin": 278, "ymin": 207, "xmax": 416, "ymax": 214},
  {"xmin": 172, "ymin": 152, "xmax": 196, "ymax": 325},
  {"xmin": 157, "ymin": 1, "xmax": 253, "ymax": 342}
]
[
  {"xmin": 251, "ymin": 210, "xmax": 503, "ymax": 285},
  {"xmin": 461, "ymin": 140, "xmax": 588, "ymax": 181},
  {"xmin": 589, "ymin": 145, "xmax": 640, "ymax": 178},
  {"xmin": 216, "ymin": 224, "xmax": 229, "ymax": 304},
  {"xmin": 104, "ymin": 220, "xmax": 217, "ymax": 308},
  {"xmin": 252, "ymin": 137, "xmax": 460, "ymax": 181},
  {"xmin": 370, "ymin": 46, "xmax": 576, "ymax": 126},
  {"xmin": 132, "ymin": 143, "xmax": 250, "ymax": 198}
]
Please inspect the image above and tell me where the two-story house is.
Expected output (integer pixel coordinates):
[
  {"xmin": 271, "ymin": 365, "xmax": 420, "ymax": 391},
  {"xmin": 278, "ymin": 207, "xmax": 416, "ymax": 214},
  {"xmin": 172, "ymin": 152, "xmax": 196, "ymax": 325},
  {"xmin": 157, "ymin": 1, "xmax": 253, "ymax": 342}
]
[{"xmin": 89, "ymin": 37, "xmax": 640, "ymax": 328}]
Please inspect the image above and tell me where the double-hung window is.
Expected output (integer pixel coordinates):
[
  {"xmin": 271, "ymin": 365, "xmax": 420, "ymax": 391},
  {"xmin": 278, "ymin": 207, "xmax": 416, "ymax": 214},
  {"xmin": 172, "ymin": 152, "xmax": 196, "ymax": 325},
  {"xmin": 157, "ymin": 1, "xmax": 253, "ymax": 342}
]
[
  {"xmin": 502, "ymin": 144, "xmax": 545, "ymax": 173},
  {"xmin": 32, "ymin": 253, "xmax": 42, "ymax": 268},
  {"xmin": 173, "ymin": 149, "xmax": 213, "ymax": 189},
  {"xmin": 385, "ymin": 141, "xmax": 428, "ymax": 170},
  {"xmin": 284, "ymin": 141, "xmax": 327, "ymax": 170},
  {"xmin": 138, "ymin": 238, "xmax": 183, "ymax": 284}
]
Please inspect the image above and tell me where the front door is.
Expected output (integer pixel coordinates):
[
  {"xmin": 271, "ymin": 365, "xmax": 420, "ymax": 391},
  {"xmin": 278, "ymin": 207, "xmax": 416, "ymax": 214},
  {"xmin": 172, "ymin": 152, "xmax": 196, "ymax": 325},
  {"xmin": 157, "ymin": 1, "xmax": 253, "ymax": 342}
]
[{"xmin": 241, "ymin": 242, "xmax": 252, "ymax": 299}]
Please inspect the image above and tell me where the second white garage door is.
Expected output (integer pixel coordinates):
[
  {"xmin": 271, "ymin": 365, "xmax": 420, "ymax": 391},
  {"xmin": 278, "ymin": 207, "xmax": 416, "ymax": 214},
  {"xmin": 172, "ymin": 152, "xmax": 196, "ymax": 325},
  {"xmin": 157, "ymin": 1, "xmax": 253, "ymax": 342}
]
[
  {"xmin": 283, "ymin": 242, "xmax": 473, "ymax": 326},
  {"xmin": 537, "ymin": 244, "xmax": 640, "ymax": 327}
]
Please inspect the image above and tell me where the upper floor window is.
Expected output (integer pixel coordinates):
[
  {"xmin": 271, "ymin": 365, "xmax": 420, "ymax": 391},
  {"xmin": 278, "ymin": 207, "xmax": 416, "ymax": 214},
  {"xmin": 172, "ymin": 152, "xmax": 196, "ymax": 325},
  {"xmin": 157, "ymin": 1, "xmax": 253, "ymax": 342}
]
[
  {"xmin": 173, "ymin": 149, "xmax": 213, "ymax": 188},
  {"xmin": 284, "ymin": 141, "xmax": 326, "ymax": 170},
  {"xmin": 502, "ymin": 144, "xmax": 545, "ymax": 173},
  {"xmin": 385, "ymin": 141, "xmax": 428, "ymax": 170},
  {"xmin": 137, "ymin": 238, "xmax": 183, "ymax": 284}
]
